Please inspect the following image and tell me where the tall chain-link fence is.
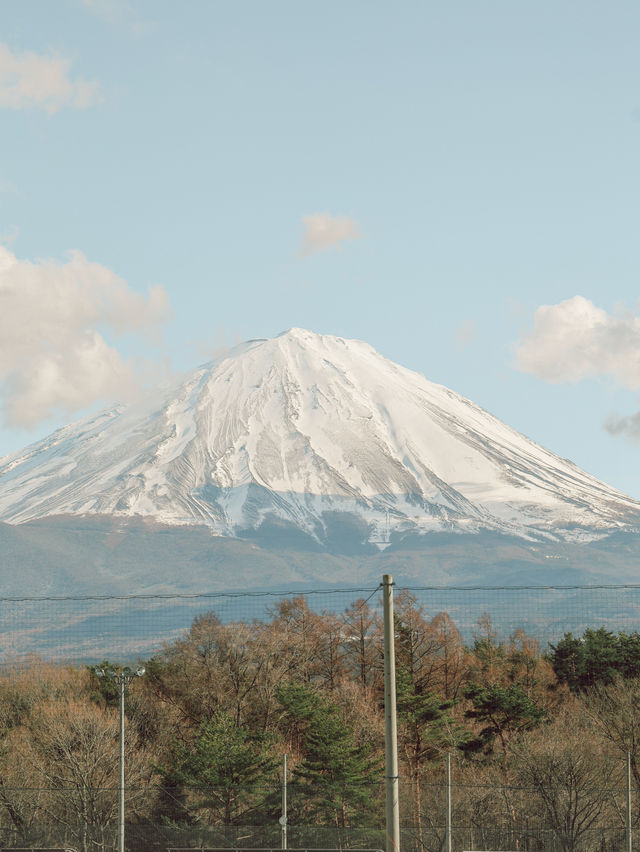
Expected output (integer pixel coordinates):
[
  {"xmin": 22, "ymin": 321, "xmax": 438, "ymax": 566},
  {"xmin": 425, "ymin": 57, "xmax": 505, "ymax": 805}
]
[
  {"xmin": 0, "ymin": 582, "xmax": 638, "ymax": 852},
  {"xmin": 0, "ymin": 583, "xmax": 639, "ymax": 665}
]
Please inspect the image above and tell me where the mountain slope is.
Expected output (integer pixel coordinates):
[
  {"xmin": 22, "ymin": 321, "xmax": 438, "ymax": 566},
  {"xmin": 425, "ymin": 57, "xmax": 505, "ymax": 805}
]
[{"xmin": 1, "ymin": 328, "xmax": 638, "ymax": 546}]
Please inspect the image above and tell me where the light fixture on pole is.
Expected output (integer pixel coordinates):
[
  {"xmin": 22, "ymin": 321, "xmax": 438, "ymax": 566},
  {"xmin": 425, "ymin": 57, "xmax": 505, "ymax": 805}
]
[{"xmin": 95, "ymin": 665, "xmax": 145, "ymax": 852}]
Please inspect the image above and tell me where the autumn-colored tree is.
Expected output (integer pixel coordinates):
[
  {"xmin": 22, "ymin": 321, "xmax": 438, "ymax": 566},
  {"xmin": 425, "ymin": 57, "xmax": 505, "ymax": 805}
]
[
  {"xmin": 0, "ymin": 663, "xmax": 62, "ymax": 835},
  {"xmin": 314, "ymin": 611, "xmax": 348, "ymax": 690},
  {"xmin": 394, "ymin": 591, "xmax": 444, "ymax": 695},
  {"xmin": 147, "ymin": 612, "xmax": 296, "ymax": 729},
  {"xmin": 512, "ymin": 711, "xmax": 620, "ymax": 852},
  {"xmin": 146, "ymin": 612, "xmax": 226, "ymax": 724},
  {"xmin": 470, "ymin": 613, "xmax": 506, "ymax": 682},
  {"xmin": 428, "ymin": 611, "xmax": 470, "ymax": 699},
  {"xmin": 340, "ymin": 599, "xmax": 382, "ymax": 690},
  {"xmin": 27, "ymin": 696, "xmax": 152, "ymax": 852},
  {"xmin": 584, "ymin": 676, "xmax": 640, "ymax": 794},
  {"xmin": 469, "ymin": 619, "xmax": 560, "ymax": 709},
  {"xmin": 268, "ymin": 596, "xmax": 324, "ymax": 683}
]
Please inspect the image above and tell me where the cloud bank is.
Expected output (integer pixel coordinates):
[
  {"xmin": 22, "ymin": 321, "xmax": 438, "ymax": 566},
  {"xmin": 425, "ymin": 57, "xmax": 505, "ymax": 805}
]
[
  {"xmin": 0, "ymin": 247, "xmax": 169, "ymax": 427},
  {"xmin": 300, "ymin": 213, "xmax": 362, "ymax": 255},
  {"xmin": 515, "ymin": 296, "xmax": 640, "ymax": 388},
  {"xmin": 0, "ymin": 43, "xmax": 99, "ymax": 113},
  {"xmin": 515, "ymin": 295, "xmax": 640, "ymax": 441}
]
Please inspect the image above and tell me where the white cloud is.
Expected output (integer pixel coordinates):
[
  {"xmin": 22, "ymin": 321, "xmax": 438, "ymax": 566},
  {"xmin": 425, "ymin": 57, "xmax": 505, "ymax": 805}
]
[
  {"xmin": 0, "ymin": 247, "xmax": 169, "ymax": 427},
  {"xmin": 300, "ymin": 213, "xmax": 362, "ymax": 255},
  {"xmin": 0, "ymin": 43, "xmax": 99, "ymax": 113},
  {"xmin": 514, "ymin": 296, "xmax": 640, "ymax": 389},
  {"xmin": 604, "ymin": 412, "xmax": 640, "ymax": 440},
  {"xmin": 455, "ymin": 319, "xmax": 477, "ymax": 349}
]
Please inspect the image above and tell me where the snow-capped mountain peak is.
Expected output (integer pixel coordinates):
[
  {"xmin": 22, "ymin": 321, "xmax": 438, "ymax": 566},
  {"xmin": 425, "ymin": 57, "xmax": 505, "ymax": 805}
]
[{"xmin": 1, "ymin": 328, "xmax": 639, "ymax": 547}]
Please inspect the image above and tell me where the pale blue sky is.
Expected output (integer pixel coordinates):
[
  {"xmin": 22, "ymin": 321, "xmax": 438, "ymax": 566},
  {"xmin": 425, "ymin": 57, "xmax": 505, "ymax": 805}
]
[{"xmin": 2, "ymin": 0, "xmax": 640, "ymax": 497}]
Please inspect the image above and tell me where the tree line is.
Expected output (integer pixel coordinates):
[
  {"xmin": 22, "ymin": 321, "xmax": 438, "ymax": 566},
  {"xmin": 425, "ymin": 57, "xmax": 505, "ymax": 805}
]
[{"xmin": 0, "ymin": 593, "xmax": 639, "ymax": 852}]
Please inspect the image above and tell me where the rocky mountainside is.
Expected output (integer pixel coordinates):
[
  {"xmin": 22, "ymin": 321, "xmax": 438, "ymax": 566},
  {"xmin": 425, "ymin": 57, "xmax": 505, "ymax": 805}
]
[{"xmin": 1, "ymin": 328, "xmax": 639, "ymax": 550}]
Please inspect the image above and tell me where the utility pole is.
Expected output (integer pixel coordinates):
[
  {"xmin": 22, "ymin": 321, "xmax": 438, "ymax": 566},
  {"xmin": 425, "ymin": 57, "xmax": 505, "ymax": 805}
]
[{"xmin": 382, "ymin": 574, "xmax": 400, "ymax": 852}]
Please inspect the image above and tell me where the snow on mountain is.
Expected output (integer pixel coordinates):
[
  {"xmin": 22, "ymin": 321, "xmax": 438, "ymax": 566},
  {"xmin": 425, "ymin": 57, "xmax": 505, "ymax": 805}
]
[{"xmin": 1, "ymin": 327, "xmax": 639, "ymax": 546}]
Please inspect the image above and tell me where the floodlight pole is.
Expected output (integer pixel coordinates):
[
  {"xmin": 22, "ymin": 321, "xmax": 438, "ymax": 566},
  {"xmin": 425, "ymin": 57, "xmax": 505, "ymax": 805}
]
[
  {"xmin": 382, "ymin": 574, "xmax": 400, "ymax": 852},
  {"xmin": 118, "ymin": 675, "xmax": 126, "ymax": 852},
  {"xmin": 95, "ymin": 666, "xmax": 145, "ymax": 852}
]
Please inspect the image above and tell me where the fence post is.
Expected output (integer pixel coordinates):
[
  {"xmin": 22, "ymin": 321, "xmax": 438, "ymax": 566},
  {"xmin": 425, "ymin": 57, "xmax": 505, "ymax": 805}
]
[
  {"xmin": 281, "ymin": 752, "xmax": 287, "ymax": 850},
  {"xmin": 446, "ymin": 752, "xmax": 452, "ymax": 852}
]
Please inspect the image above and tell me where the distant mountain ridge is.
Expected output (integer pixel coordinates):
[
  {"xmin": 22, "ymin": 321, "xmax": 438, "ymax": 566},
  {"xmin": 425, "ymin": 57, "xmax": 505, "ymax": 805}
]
[{"xmin": 1, "ymin": 328, "xmax": 639, "ymax": 549}]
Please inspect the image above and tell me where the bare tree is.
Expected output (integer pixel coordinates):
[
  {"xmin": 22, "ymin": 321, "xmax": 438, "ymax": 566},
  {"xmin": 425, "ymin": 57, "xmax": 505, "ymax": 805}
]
[
  {"xmin": 341, "ymin": 599, "xmax": 382, "ymax": 690},
  {"xmin": 584, "ymin": 676, "xmax": 640, "ymax": 794},
  {"xmin": 26, "ymin": 697, "xmax": 153, "ymax": 852},
  {"xmin": 150, "ymin": 611, "xmax": 304, "ymax": 731},
  {"xmin": 268, "ymin": 596, "xmax": 324, "ymax": 683},
  {"xmin": 511, "ymin": 710, "xmax": 621, "ymax": 852},
  {"xmin": 0, "ymin": 661, "xmax": 84, "ymax": 837}
]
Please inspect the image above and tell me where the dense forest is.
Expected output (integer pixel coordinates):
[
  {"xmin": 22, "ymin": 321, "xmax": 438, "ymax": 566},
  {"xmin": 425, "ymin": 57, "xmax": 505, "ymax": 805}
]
[{"xmin": 0, "ymin": 592, "xmax": 639, "ymax": 852}]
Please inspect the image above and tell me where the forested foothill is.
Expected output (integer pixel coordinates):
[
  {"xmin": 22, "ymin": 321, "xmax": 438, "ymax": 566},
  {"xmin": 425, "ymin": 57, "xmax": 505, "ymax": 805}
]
[{"xmin": 0, "ymin": 593, "xmax": 638, "ymax": 852}]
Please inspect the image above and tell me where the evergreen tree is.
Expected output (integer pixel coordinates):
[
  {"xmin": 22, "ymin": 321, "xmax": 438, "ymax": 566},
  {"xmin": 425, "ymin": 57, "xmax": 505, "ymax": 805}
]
[
  {"xmin": 616, "ymin": 631, "xmax": 640, "ymax": 679},
  {"xmin": 463, "ymin": 681, "xmax": 545, "ymax": 769},
  {"xmin": 463, "ymin": 680, "xmax": 545, "ymax": 831},
  {"xmin": 277, "ymin": 682, "xmax": 382, "ymax": 828},
  {"xmin": 548, "ymin": 632, "xmax": 585, "ymax": 692},
  {"xmin": 549, "ymin": 627, "xmax": 640, "ymax": 692},
  {"xmin": 396, "ymin": 665, "xmax": 468, "ymax": 849},
  {"xmin": 153, "ymin": 761, "xmax": 193, "ymax": 827},
  {"xmin": 158, "ymin": 709, "xmax": 278, "ymax": 825},
  {"xmin": 581, "ymin": 628, "xmax": 621, "ymax": 688}
]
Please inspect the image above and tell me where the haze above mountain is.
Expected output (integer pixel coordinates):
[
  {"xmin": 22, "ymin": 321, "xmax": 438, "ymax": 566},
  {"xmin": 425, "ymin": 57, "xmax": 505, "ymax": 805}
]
[{"xmin": 1, "ymin": 327, "xmax": 639, "ymax": 551}]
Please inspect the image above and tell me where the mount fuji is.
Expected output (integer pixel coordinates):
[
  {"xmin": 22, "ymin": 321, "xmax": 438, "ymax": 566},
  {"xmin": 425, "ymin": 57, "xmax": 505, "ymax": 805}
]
[
  {"xmin": 1, "ymin": 327, "xmax": 639, "ymax": 545},
  {"xmin": 1, "ymin": 328, "xmax": 640, "ymax": 601}
]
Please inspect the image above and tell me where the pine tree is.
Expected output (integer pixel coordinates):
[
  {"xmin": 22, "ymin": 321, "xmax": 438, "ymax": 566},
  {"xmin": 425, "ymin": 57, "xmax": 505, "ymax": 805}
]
[
  {"xmin": 548, "ymin": 632, "xmax": 585, "ymax": 692},
  {"xmin": 548, "ymin": 627, "xmax": 640, "ymax": 692},
  {"xmin": 463, "ymin": 680, "xmax": 545, "ymax": 785},
  {"xmin": 396, "ymin": 665, "xmax": 468, "ymax": 849},
  {"xmin": 277, "ymin": 682, "xmax": 382, "ymax": 828},
  {"xmin": 158, "ymin": 709, "xmax": 278, "ymax": 825},
  {"xmin": 463, "ymin": 680, "xmax": 545, "ymax": 831}
]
